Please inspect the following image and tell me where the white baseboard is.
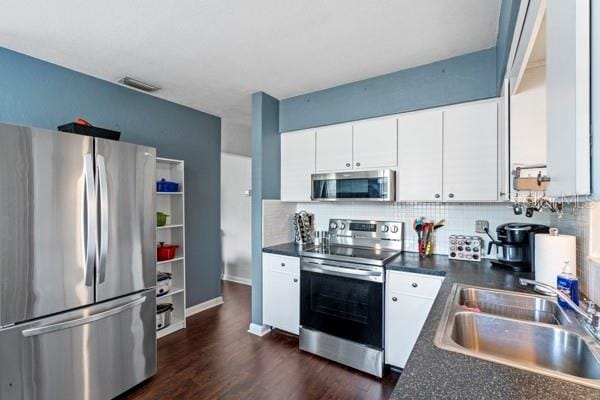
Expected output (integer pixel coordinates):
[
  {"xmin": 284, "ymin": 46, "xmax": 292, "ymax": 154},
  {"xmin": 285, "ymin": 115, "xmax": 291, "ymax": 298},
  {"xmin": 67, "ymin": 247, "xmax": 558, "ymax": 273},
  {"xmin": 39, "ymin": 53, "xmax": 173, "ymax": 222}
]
[
  {"xmin": 222, "ymin": 274, "xmax": 252, "ymax": 286},
  {"xmin": 248, "ymin": 323, "xmax": 271, "ymax": 337},
  {"xmin": 186, "ymin": 296, "xmax": 224, "ymax": 317}
]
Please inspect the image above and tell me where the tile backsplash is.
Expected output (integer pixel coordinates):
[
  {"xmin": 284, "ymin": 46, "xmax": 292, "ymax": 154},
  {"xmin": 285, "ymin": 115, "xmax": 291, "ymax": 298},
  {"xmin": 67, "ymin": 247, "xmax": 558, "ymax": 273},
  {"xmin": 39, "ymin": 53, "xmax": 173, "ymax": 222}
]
[
  {"xmin": 263, "ymin": 199, "xmax": 599, "ymax": 303},
  {"xmin": 296, "ymin": 202, "xmax": 551, "ymax": 256},
  {"xmin": 551, "ymin": 201, "xmax": 600, "ymax": 303},
  {"xmin": 262, "ymin": 200, "xmax": 296, "ymax": 246}
]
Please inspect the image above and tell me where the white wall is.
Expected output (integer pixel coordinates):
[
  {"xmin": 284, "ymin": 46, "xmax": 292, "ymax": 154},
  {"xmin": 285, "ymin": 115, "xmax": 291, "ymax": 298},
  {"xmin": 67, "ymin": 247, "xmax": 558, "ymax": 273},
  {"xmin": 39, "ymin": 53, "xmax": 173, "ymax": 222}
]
[
  {"xmin": 510, "ymin": 64, "xmax": 547, "ymax": 166},
  {"xmin": 222, "ymin": 119, "xmax": 251, "ymax": 157},
  {"xmin": 221, "ymin": 153, "xmax": 252, "ymax": 284}
]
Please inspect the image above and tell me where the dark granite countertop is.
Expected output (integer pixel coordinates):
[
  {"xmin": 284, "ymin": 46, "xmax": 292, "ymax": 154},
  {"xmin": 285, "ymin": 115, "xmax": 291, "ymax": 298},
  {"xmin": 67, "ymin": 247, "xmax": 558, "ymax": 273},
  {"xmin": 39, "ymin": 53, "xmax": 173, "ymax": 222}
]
[
  {"xmin": 261, "ymin": 243, "xmax": 600, "ymax": 399},
  {"xmin": 262, "ymin": 242, "xmax": 304, "ymax": 257},
  {"xmin": 387, "ymin": 253, "xmax": 600, "ymax": 400}
]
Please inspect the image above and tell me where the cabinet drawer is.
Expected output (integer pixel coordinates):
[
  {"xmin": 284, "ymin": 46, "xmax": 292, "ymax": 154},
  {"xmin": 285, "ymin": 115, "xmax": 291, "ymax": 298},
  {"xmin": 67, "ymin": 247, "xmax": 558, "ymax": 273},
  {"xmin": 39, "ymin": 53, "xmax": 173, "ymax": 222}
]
[
  {"xmin": 387, "ymin": 271, "xmax": 443, "ymax": 299},
  {"xmin": 263, "ymin": 253, "xmax": 300, "ymax": 275}
]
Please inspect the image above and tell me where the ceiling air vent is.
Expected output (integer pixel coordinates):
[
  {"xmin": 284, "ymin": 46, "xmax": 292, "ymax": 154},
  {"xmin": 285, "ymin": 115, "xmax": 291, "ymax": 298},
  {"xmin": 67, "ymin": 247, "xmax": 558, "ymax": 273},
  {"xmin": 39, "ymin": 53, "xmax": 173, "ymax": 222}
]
[{"xmin": 118, "ymin": 77, "xmax": 161, "ymax": 92}]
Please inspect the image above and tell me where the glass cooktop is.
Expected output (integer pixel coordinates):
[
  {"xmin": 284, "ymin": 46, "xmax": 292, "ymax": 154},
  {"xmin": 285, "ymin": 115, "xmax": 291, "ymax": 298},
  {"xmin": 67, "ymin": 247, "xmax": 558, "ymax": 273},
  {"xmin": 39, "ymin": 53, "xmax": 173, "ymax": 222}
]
[{"xmin": 301, "ymin": 245, "xmax": 400, "ymax": 266}]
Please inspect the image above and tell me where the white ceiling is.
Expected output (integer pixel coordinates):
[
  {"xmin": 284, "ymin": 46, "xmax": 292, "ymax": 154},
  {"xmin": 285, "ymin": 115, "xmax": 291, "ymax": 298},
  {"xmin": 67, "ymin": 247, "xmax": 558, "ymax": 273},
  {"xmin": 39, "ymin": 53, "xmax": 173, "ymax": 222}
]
[{"xmin": 0, "ymin": 0, "xmax": 501, "ymax": 130}]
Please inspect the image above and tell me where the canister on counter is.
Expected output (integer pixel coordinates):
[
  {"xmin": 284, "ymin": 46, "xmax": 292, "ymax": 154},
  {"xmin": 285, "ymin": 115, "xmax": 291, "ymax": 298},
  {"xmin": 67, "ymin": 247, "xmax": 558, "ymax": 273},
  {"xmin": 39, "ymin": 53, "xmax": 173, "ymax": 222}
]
[{"xmin": 557, "ymin": 272, "xmax": 579, "ymax": 309}]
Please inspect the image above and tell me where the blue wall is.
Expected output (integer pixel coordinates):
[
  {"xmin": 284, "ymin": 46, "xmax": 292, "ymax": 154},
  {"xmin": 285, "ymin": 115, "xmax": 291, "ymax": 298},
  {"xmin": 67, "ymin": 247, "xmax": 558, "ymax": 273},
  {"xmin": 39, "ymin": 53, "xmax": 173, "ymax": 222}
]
[
  {"xmin": 496, "ymin": 0, "xmax": 522, "ymax": 92},
  {"xmin": 0, "ymin": 47, "xmax": 222, "ymax": 307},
  {"xmin": 250, "ymin": 92, "xmax": 280, "ymax": 325},
  {"xmin": 279, "ymin": 48, "xmax": 497, "ymax": 132}
]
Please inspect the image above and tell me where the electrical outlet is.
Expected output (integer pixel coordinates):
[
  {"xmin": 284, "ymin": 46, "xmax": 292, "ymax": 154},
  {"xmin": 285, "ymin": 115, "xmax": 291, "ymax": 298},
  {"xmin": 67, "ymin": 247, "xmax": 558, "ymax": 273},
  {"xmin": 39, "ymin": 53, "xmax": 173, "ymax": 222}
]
[{"xmin": 475, "ymin": 220, "xmax": 489, "ymax": 233}]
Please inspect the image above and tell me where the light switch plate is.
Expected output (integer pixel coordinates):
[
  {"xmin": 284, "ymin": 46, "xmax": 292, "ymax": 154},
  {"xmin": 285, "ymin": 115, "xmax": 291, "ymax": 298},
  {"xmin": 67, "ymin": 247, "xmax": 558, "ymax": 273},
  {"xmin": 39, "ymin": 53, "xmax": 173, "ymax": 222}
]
[{"xmin": 475, "ymin": 220, "xmax": 489, "ymax": 233}]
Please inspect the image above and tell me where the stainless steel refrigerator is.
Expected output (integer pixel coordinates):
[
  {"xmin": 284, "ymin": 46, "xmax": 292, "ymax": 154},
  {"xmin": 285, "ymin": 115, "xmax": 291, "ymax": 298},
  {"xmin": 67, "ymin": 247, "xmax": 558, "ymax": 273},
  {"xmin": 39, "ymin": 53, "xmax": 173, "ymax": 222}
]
[{"xmin": 0, "ymin": 123, "xmax": 157, "ymax": 399}]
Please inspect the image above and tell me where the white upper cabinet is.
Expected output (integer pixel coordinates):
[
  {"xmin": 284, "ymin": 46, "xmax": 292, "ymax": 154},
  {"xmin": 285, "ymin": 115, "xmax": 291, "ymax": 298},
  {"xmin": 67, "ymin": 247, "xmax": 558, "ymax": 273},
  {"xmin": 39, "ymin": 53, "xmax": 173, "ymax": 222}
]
[
  {"xmin": 282, "ymin": 99, "xmax": 502, "ymax": 203},
  {"xmin": 352, "ymin": 118, "xmax": 397, "ymax": 169},
  {"xmin": 546, "ymin": 0, "xmax": 590, "ymax": 196},
  {"xmin": 397, "ymin": 110, "xmax": 443, "ymax": 201},
  {"xmin": 315, "ymin": 125, "xmax": 353, "ymax": 172},
  {"xmin": 281, "ymin": 130, "xmax": 316, "ymax": 201},
  {"xmin": 443, "ymin": 102, "xmax": 499, "ymax": 201}
]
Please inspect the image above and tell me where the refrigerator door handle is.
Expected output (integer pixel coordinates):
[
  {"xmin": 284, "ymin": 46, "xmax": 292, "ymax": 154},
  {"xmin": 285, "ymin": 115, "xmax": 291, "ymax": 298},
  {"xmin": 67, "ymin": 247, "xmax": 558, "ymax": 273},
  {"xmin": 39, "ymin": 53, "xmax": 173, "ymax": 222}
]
[
  {"xmin": 82, "ymin": 153, "xmax": 96, "ymax": 287},
  {"xmin": 96, "ymin": 154, "xmax": 109, "ymax": 284},
  {"xmin": 21, "ymin": 297, "xmax": 146, "ymax": 337}
]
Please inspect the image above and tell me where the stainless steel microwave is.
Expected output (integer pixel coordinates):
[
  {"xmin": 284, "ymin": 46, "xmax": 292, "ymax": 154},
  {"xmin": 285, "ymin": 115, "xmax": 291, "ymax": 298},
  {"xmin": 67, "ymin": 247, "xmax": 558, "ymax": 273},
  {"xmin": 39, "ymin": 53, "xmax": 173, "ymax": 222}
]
[{"xmin": 310, "ymin": 170, "xmax": 396, "ymax": 201}]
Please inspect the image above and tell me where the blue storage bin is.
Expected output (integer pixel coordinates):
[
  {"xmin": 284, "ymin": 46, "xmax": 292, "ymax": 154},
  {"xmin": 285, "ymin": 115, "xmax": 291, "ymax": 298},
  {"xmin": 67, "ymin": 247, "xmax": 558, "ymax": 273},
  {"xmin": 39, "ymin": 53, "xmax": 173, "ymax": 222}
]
[{"xmin": 157, "ymin": 179, "xmax": 179, "ymax": 192}]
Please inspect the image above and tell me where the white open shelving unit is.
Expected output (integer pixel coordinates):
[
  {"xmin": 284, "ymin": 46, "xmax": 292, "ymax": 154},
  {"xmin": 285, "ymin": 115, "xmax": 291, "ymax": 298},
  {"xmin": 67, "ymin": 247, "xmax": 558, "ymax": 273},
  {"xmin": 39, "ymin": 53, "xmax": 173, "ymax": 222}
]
[{"xmin": 156, "ymin": 157, "xmax": 186, "ymax": 339}]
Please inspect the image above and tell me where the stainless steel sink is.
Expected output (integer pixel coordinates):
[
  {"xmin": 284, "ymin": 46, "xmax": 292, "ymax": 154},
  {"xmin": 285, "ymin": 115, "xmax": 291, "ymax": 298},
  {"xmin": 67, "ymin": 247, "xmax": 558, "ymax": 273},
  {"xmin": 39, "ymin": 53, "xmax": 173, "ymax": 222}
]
[
  {"xmin": 435, "ymin": 284, "xmax": 600, "ymax": 389},
  {"xmin": 457, "ymin": 286, "xmax": 569, "ymax": 325}
]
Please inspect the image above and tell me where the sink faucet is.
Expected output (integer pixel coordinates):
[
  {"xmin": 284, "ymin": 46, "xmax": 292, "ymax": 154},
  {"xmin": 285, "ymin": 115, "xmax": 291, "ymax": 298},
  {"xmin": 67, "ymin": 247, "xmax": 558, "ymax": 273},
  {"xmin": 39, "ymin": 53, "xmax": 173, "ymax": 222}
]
[{"xmin": 519, "ymin": 278, "xmax": 600, "ymax": 337}]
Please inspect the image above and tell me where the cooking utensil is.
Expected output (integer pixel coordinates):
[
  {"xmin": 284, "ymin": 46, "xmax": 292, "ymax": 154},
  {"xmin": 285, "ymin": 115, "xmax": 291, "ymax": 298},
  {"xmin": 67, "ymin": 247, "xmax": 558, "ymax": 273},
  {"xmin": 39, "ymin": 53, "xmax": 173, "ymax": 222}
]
[
  {"xmin": 433, "ymin": 219, "xmax": 446, "ymax": 230},
  {"xmin": 156, "ymin": 211, "xmax": 169, "ymax": 227},
  {"xmin": 413, "ymin": 219, "xmax": 424, "ymax": 254},
  {"xmin": 157, "ymin": 242, "xmax": 179, "ymax": 261},
  {"xmin": 422, "ymin": 223, "xmax": 432, "ymax": 256}
]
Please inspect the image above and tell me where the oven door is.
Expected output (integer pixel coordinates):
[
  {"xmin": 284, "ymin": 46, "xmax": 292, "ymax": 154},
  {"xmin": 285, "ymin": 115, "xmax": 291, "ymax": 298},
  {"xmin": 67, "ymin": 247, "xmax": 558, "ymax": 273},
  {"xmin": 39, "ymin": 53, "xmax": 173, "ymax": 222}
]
[
  {"xmin": 311, "ymin": 170, "xmax": 395, "ymax": 201},
  {"xmin": 300, "ymin": 258, "xmax": 384, "ymax": 349}
]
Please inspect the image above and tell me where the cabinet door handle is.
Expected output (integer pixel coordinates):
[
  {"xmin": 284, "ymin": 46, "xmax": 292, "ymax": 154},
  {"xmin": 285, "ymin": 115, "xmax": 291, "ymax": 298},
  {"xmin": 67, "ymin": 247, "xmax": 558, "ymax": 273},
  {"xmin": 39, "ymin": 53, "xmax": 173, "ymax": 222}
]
[
  {"xmin": 345, "ymin": 163, "xmax": 351, "ymax": 167},
  {"xmin": 448, "ymin": 193, "xmax": 455, "ymax": 199},
  {"xmin": 355, "ymin": 162, "xmax": 361, "ymax": 167},
  {"xmin": 411, "ymin": 282, "xmax": 418, "ymax": 288},
  {"xmin": 392, "ymin": 297, "xmax": 398, "ymax": 302},
  {"xmin": 280, "ymin": 263, "xmax": 286, "ymax": 267},
  {"xmin": 434, "ymin": 194, "xmax": 440, "ymax": 199},
  {"xmin": 293, "ymin": 278, "xmax": 298, "ymax": 283}
]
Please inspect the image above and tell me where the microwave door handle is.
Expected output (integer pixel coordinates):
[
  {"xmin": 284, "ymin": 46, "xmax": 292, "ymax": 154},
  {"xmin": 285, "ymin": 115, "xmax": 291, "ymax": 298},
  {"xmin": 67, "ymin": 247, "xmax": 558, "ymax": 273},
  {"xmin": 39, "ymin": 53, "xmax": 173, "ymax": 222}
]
[
  {"xmin": 21, "ymin": 297, "xmax": 145, "ymax": 337},
  {"xmin": 81, "ymin": 153, "xmax": 96, "ymax": 287},
  {"xmin": 96, "ymin": 154, "xmax": 109, "ymax": 284}
]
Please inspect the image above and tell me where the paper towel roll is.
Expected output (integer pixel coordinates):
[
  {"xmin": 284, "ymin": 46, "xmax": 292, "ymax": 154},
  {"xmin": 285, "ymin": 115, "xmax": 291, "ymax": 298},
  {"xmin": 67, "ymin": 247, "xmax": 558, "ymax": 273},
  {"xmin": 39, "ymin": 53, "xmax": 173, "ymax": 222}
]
[{"xmin": 534, "ymin": 230, "xmax": 576, "ymax": 288}]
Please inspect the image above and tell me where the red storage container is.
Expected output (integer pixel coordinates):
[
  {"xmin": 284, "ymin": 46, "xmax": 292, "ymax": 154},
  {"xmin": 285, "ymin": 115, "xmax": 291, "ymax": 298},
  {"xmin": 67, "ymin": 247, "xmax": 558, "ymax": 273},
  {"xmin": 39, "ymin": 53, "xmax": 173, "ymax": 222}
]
[{"xmin": 157, "ymin": 242, "xmax": 179, "ymax": 261}]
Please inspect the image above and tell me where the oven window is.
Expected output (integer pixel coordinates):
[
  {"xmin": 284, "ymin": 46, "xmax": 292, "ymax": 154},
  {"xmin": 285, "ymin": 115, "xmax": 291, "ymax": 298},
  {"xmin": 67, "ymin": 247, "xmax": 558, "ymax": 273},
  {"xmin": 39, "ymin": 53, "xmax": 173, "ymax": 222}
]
[
  {"xmin": 312, "ymin": 176, "xmax": 388, "ymax": 200},
  {"xmin": 301, "ymin": 270, "xmax": 383, "ymax": 349}
]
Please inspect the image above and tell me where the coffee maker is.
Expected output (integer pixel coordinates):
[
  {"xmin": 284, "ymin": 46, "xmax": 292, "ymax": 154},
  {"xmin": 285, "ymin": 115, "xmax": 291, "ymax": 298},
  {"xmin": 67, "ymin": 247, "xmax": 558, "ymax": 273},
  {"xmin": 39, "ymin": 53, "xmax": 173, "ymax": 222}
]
[{"xmin": 487, "ymin": 223, "xmax": 550, "ymax": 272}]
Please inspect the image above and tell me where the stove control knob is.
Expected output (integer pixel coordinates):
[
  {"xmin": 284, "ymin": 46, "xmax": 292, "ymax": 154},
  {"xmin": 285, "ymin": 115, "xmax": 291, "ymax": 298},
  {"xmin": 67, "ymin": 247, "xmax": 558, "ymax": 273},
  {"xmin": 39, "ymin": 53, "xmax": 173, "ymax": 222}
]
[
  {"xmin": 330, "ymin": 222, "xmax": 338, "ymax": 230},
  {"xmin": 339, "ymin": 223, "xmax": 346, "ymax": 230},
  {"xmin": 390, "ymin": 225, "xmax": 399, "ymax": 233},
  {"xmin": 381, "ymin": 225, "xmax": 389, "ymax": 233}
]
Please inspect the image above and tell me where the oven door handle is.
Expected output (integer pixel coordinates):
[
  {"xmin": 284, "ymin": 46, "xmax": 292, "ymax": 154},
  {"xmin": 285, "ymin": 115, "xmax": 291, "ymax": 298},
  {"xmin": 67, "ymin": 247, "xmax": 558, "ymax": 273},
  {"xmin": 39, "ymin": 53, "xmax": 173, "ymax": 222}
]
[{"xmin": 302, "ymin": 261, "xmax": 383, "ymax": 281}]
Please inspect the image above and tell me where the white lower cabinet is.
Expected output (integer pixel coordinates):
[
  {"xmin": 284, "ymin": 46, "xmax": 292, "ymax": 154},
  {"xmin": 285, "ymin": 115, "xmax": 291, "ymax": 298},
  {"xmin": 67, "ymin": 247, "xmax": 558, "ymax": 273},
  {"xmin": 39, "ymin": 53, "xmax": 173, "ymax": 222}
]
[
  {"xmin": 262, "ymin": 253, "xmax": 300, "ymax": 335},
  {"xmin": 385, "ymin": 271, "xmax": 443, "ymax": 368}
]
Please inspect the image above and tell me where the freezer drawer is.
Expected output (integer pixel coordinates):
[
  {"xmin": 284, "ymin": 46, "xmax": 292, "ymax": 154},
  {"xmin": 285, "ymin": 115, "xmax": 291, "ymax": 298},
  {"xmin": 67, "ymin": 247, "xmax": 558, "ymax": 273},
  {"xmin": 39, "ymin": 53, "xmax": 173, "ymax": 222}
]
[{"xmin": 0, "ymin": 290, "xmax": 156, "ymax": 400}]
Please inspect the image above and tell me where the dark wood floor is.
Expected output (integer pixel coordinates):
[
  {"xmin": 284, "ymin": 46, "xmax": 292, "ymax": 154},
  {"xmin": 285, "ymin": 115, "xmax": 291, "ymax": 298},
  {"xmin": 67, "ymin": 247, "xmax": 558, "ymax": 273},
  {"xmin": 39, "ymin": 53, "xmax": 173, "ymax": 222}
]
[{"xmin": 120, "ymin": 281, "xmax": 399, "ymax": 400}]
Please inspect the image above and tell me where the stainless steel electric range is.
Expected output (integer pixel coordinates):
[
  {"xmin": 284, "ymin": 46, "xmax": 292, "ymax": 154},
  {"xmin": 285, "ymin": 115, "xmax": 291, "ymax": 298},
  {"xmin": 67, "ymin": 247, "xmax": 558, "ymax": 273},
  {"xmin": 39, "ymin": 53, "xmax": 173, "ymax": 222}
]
[{"xmin": 299, "ymin": 219, "xmax": 404, "ymax": 377}]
